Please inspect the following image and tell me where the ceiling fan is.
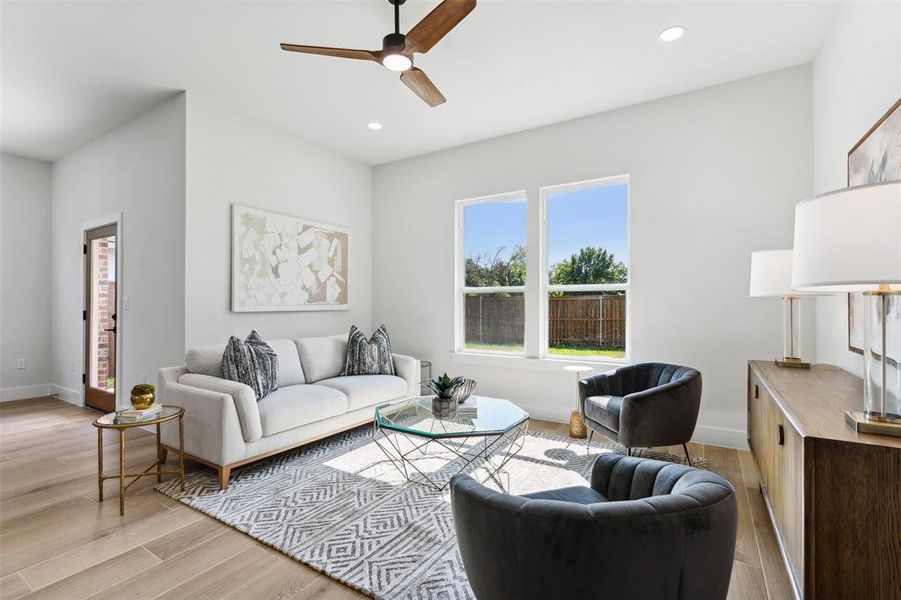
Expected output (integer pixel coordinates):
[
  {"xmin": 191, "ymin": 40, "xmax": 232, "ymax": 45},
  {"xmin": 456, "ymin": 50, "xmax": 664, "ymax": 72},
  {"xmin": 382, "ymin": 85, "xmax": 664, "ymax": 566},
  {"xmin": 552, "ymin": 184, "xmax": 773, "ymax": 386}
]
[{"xmin": 280, "ymin": 0, "xmax": 476, "ymax": 107}]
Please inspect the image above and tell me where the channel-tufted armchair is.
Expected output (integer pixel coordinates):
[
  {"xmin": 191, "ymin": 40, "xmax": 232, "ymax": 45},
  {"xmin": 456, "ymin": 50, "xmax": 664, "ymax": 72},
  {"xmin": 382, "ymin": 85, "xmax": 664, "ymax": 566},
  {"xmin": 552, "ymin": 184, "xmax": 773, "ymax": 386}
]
[
  {"xmin": 450, "ymin": 454, "xmax": 737, "ymax": 600},
  {"xmin": 579, "ymin": 362, "xmax": 702, "ymax": 464}
]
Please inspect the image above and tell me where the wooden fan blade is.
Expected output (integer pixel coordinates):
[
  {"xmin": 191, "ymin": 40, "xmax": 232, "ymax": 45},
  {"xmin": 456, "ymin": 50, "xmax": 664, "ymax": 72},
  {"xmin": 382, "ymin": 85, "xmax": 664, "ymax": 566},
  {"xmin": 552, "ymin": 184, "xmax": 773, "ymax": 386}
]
[
  {"xmin": 280, "ymin": 43, "xmax": 380, "ymax": 62},
  {"xmin": 406, "ymin": 0, "xmax": 476, "ymax": 54},
  {"xmin": 400, "ymin": 68, "xmax": 447, "ymax": 107}
]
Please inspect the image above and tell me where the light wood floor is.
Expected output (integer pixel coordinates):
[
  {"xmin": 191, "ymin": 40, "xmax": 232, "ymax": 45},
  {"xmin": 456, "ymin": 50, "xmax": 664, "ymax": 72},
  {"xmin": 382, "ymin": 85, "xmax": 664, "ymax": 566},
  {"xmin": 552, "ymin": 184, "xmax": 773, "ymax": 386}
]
[{"xmin": 0, "ymin": 397, "xmax": 792, "ymax": 600}]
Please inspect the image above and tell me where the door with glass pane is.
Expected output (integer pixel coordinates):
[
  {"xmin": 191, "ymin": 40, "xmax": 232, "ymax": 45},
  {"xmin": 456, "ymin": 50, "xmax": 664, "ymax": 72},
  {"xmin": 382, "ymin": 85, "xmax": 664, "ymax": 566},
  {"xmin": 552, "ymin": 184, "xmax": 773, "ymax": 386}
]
[{"xmin": 84, "ymin": 224, "xmax": 117, "ymax": 413}]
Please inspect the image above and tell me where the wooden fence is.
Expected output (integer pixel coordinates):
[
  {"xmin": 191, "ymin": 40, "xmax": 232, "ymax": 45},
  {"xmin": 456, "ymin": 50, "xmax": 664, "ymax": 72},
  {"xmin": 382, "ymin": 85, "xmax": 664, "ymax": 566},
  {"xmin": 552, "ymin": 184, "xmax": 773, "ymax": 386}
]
[
  {"xmin": 547, "ymin": 294, "xmax": 625, "ymax": 347},
  {"xmin": 464, "ymin": 294, "xmax": 625, "ymax": 347}
]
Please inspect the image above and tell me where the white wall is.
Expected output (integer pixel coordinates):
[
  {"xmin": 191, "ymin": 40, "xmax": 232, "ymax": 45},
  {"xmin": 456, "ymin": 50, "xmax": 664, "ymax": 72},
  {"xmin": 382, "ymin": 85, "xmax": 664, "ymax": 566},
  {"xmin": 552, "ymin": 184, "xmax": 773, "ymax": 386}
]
[
  {"xmin": 50, "ymin": 95, "xmax": 186, "ymax": 406},
  {"xmin": 0, "ymin": 154, "xmax": 53, "ymax": 400},
  {"xmin": 372, "ymin": 66, "xmax": 813, "ymax": 447},
  {"xmin": 183, "ymin": 93, "xmax": 372, "ymax": 348},
  {"xmin": 812, "ymin": 2, "xmax": 901, "ymax": 374}
]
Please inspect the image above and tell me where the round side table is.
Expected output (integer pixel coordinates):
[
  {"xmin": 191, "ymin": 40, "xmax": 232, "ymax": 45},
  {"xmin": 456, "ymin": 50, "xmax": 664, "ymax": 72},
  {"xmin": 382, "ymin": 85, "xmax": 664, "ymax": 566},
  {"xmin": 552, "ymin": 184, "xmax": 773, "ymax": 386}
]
[{"xmin": 92, "ymin": 405, "xmax": 186, "ymax": 515}]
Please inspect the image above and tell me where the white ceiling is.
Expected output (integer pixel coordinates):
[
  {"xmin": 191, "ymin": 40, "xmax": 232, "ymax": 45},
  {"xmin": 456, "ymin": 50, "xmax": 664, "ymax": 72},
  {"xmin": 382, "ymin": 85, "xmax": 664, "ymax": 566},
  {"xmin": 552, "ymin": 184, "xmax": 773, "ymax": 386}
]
[{"xmin": 1, "ymin": 1, "xmax": 840, "ymax": 165}]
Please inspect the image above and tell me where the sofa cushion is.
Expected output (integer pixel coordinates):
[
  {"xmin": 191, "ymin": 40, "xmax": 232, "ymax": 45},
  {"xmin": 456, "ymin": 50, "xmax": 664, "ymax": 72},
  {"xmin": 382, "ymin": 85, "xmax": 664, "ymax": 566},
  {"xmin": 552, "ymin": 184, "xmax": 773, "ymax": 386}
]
[
  {"xmin": 316, "ymin": 375, "xmax": 408, "ymax": 411},
  {"xmin": 185, "ymin": 344, "xmax": 227, "ymax": 377},
  {"xmin": 294, "ymin": 335, "xmax": 347, "ymax": 383},
  {"xmin": 268, "ymin": 339, "xmax": 305, "ymax": 386},
  {"xmin": 521, "ymin": 485, "xmax": 606, "ymax": 505},
  {"xmin": 257, "ymin": 384, "xmax": 348, "ymax": 437},
  {"xmin": 585, "ymin": 395, "xmax": 623, "ymax": 433}
]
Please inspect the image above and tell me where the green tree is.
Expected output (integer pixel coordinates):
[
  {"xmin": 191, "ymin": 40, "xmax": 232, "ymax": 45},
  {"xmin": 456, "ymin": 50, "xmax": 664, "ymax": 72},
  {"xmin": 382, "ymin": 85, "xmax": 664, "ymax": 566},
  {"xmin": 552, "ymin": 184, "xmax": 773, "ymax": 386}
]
[
  {"xmin": 465, "ymin": 245, "xmax": 526, "ymax": 287},
  {"xmin": 550, "ymin": 247, "xmax": 628, "ymax": 285}
]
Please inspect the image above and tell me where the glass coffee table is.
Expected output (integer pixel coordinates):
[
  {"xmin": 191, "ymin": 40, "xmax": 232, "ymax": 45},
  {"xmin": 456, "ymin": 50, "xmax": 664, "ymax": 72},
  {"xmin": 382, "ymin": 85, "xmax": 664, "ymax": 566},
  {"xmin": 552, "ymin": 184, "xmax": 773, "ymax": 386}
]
[{"xmin": 374, "ymin": 395, "xmax": 530, "ymax": 491}]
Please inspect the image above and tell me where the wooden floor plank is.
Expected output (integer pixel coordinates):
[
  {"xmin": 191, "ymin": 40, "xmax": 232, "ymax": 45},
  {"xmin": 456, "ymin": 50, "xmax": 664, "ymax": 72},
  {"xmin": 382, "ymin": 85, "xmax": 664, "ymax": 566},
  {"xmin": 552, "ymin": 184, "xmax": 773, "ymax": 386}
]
[
  {"xmin": 143, "ymin": 517, "xmax": 230, "ymax": 561},
  {"xmin": 20, "ymin": 547, "xmax": 161, "ymax": 600},
  {"xmin": 85, "ymin": 530, "xmax": 257, "ymax": 600},
  {"xmin": 721, "ymin": 470, "xmax": 762, "ymax": 568},
  {"xmin": 739, "ymin": 448, "xmax": 796, "ymax": 600},
  {"xmin": 728, "ymin": 561, "xmax": 769, "ymax": 600},
  {"xmin": 154, "ymin": 545, "xmax": 281, "ymax": 600},
  {"xmin": 221, "ymin": 551, "xmax": 323, "ymax": 600},
  {"xmin": 0, "ymin": 573, "xmax": 32, "ymax": 600},
  {"xmin": 19, "ymin": 506, "xmax": 202, "ymax": 590},
  {"xmin": 1, "ymin": 397, "xmax": 790, "ymax": 600}
]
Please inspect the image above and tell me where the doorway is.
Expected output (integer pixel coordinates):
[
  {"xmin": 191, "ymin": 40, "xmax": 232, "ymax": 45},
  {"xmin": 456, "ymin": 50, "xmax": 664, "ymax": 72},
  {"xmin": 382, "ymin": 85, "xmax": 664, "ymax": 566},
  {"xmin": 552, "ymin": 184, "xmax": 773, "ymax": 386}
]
[{"xmin": 84, "ymin": 224, "xmax": 118, "ymax": 413}]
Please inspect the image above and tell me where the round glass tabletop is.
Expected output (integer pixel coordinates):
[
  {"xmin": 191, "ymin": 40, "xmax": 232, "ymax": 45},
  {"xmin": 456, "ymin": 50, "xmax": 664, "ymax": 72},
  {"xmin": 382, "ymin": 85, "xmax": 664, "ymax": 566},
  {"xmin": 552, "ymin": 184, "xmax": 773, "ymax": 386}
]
[
  {"xmin": 375, "ymin": 396, "xmax": 529, "ymax": 439},
  {"xmin": 93, "ymin": 405, "xmax": 184, "ymax": 428}
]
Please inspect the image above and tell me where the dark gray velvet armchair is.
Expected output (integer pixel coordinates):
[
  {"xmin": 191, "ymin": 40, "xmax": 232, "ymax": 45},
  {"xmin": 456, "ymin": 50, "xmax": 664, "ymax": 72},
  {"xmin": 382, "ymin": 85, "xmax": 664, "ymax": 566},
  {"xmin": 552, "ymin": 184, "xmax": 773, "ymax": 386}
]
[
  {"xmin": 450, "ymin": 454, "xmax": 737, "ymax": 600},
  {"xmin": 580, "ymin": 362, "xmax": 702, "ymax": 464}
]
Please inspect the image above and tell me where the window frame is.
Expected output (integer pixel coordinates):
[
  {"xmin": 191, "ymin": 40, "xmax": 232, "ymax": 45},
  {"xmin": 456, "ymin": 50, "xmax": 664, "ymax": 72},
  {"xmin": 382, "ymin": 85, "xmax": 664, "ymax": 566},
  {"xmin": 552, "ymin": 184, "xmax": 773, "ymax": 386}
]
[
  {"xmin": 539, "ymin": 175, "xmax": 631, "ymax": 362},
  {"xmin": 454, "ymin": 191, "xmax": 529, "ymax": 356},
  {"xmin": 453, "ymin": 175, "xmax": 631, "ymax": 366}
]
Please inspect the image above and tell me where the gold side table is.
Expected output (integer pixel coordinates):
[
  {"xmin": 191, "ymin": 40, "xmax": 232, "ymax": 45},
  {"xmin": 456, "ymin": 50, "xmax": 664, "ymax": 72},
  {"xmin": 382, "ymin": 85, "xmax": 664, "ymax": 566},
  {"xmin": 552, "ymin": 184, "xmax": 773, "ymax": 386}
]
[{"xmin": 93, "ymin": 405, "xmax": 186, "ymax": 515}]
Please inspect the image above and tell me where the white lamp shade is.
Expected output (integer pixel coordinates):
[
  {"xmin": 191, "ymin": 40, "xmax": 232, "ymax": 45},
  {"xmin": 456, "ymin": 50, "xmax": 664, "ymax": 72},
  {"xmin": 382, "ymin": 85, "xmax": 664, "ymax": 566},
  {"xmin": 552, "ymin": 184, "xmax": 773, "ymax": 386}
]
[
  {"xmin": 750, "ymin": 249, "xmax": 796, "ymax": 297},
  {"xmin": 791, "ymin": 181, "xmax": 901, "ymax": 292}
]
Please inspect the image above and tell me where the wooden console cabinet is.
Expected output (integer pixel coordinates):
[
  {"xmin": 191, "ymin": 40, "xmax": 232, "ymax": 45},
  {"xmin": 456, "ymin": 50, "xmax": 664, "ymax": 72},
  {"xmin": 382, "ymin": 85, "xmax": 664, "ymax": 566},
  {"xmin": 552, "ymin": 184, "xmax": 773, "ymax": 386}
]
[{"xmin": 747, "ymin": 361, "xmax": 901, "ymax": 600}]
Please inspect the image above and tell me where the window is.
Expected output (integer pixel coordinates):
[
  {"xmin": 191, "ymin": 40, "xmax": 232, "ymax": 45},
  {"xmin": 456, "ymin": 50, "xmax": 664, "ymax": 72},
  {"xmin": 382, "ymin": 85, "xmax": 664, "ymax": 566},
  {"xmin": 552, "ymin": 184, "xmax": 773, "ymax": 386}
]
[
  {"xmin": 455, "ymin": 193, "xmax": 527, "ymax": 354},
  {"xmin": 542, "ymin": 177, "xmax": 629, "ymax": 359},
  {"xmin": 455, "ymin": 176, "xmax": 629, "ymax": 363}
]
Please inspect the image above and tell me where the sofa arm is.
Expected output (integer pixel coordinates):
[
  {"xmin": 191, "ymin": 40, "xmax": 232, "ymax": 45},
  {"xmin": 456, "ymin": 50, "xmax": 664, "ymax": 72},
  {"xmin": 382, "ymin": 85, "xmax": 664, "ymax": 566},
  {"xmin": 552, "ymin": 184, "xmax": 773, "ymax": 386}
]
[
  {"xmin": 158, "ymin": 368, "xmax": 247, "ymax": 466},
  {"xmin": 392, "ymin": 353, "xmax": 420, "ymax": 396},
  {"xmin": 177, "ymin": 373, "xmax": 262, "ymax": 443}
]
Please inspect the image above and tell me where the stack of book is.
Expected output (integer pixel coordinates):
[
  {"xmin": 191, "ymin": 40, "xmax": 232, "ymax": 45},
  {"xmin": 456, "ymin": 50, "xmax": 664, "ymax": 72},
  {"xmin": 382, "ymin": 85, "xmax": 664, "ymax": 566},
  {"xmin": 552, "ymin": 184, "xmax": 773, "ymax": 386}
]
[
  {"xmin": 456, "ymin": 398, "xmax": 478, "ymax": 416},
  {"xmin": 118, "ymin": 404, "xmax": 162, "ymax": 421}
]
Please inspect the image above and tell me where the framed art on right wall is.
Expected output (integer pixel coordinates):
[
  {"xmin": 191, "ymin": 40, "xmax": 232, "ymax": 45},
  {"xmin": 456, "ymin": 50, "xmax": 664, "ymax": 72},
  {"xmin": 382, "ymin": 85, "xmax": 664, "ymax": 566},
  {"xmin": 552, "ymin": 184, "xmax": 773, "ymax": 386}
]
[{"xmin": 846, "ymin": 97, "xmax": 901, "ymax": 354}]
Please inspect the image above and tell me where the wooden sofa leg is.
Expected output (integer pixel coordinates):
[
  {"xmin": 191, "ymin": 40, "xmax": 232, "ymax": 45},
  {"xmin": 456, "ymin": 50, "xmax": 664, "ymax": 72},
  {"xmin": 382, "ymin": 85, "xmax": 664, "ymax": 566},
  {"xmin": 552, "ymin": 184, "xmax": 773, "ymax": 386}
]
[{"xmin": 218, "ymin": 466, "xmax": 231, "ymax": 490}]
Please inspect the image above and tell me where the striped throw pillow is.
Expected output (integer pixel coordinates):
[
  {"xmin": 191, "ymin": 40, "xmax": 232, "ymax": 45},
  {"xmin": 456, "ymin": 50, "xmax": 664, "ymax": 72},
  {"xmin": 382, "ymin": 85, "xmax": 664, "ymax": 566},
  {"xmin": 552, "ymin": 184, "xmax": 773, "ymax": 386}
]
[
  {"xmin": 221, "ymin": 330, "xmax": 279, "ymax": 400},
  {"xmin": 343, "ymin": 325, "xmax": 395, "ymax": 376}
]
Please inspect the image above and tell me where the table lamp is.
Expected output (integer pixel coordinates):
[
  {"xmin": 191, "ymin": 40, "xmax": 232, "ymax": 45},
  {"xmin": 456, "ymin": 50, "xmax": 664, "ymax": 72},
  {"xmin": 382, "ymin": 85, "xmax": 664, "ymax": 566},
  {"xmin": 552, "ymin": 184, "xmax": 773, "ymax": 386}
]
[
  {"xmin": 749, "ymin": 249, "xmax": 813, "ymax": 368},
  {"xmin": 791, "ymin": 180, "xmax": 901, "ymax": 436}
]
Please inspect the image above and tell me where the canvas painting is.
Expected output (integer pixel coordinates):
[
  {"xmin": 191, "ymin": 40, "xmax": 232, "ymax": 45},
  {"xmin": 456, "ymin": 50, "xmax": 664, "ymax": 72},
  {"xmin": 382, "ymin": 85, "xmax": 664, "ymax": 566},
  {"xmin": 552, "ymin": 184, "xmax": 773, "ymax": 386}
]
[
  {"xmin": 848, "ymin": 99, "xmax": 901, "ymax": 186},
  {"xmin": 847, "ymin": 99, "xmax": 900, "ymax": 353},
  {"xmin": 231, "ymin": 205, "xmax": 349, "ymax": 312}
]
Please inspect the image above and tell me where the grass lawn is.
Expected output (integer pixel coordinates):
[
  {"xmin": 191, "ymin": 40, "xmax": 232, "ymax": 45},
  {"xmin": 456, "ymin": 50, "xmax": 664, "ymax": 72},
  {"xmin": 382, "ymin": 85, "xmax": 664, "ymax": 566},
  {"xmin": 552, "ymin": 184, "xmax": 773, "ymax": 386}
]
[{"xmin": 464, "ymin": 342, "xmax": 625, "ymax": 359}]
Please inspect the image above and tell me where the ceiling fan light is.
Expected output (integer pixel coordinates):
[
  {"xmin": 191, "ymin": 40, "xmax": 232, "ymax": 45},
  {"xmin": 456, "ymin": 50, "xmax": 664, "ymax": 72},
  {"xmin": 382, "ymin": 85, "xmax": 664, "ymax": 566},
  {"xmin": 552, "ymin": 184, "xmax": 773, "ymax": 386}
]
[{"xmin": 382, "ymin": 53, "xmax": 412, "ymax": 72}]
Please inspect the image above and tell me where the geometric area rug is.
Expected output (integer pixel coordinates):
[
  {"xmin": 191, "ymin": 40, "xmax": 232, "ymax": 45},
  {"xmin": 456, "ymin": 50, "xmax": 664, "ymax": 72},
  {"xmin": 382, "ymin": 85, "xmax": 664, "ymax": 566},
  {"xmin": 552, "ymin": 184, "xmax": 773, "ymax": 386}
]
[{"xmin": 156, "ymin": 425, "xmax": 702, "ymax": 599}]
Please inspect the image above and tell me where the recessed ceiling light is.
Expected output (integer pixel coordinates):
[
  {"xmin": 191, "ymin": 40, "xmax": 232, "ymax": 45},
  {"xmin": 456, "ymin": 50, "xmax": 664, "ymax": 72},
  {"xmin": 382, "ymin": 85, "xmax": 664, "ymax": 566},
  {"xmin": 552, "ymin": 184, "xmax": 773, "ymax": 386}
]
[
  {"xmin": 367, "ymin": 122, "xmax": 383, "ymax": 131},
  {"xmin": 659, "ymin": 26, "xmax": 685, "ymax": 42}
]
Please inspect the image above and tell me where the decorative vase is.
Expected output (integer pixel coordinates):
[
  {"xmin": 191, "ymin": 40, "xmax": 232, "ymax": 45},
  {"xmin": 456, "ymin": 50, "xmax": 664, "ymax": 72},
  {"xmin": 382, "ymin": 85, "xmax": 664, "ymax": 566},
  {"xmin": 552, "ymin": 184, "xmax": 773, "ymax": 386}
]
[
  {"xmin": 130, "ymin": 384, "xmax": 155, "ymax": 410},
  {"xmin": 432, "ymin": 397, "xmax": 457, "ymax": 419},
  {"xmin": 451, "ymin": 379, "xmax": 477, "ymax": 404},
  {"xmin": 569, "ymin": 409, "xmax": 587, "ymax": 439}
]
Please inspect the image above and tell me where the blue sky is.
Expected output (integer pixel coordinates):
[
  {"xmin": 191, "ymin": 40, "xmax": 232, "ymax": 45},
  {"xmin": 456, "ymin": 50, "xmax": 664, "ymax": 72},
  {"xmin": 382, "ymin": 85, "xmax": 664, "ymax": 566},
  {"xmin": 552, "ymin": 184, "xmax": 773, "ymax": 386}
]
[{"xmin": 463, "ymin": 183, "xmax": 628, "ymax": 267}]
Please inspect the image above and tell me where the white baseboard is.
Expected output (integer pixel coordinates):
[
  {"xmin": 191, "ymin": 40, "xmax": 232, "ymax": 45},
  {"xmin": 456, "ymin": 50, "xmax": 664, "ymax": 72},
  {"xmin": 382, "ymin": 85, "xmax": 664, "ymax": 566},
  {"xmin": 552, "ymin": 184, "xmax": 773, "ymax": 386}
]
[
  {"xmin": 692, "ymin": 425, "xmax": 748, "ymax": 450},
  {"xmin": 514, "ymin": 401, "xmax": 571, "ymax": 425},
  {"xmin": 512, "ymin": 401, "xmax": 748, "ymax": 450},
  {"xmin": 50, "ymin": 384, "xmax": 83, "ymax": 407},
  {"xmin": 0, "ymin": 383, "xmax": 52, "ymax": 402}
]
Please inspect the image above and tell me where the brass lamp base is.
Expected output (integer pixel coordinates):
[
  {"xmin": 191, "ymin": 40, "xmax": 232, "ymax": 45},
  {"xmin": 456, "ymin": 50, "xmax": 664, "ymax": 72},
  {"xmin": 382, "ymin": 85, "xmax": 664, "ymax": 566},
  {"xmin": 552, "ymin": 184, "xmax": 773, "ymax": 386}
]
[
  {"xmin": 845, "ymin": 411, "xmax": 901, "ymax": 438},
  {"xmin": 775, "ymin": 357, "xmax": 810, "ymax": 369},
  {"xmin": 569, "ymin": 410, "xmax": 587, "ymax": 439}
]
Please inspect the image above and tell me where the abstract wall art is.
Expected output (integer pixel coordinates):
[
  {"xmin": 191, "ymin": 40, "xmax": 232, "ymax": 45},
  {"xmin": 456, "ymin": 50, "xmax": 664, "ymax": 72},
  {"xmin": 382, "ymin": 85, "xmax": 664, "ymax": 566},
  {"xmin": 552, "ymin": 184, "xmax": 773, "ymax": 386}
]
[{"xmin": 231, "ymin": 204, "xmax": 349, "ymax": 312}]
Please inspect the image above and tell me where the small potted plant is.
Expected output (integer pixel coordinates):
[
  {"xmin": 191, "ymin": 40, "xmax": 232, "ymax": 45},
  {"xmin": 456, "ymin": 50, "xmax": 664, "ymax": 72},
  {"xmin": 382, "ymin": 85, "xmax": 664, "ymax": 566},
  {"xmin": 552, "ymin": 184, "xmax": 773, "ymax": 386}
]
[{"xmin": 426, "ymin": 373, "xmax": 464, "ymax": 418}]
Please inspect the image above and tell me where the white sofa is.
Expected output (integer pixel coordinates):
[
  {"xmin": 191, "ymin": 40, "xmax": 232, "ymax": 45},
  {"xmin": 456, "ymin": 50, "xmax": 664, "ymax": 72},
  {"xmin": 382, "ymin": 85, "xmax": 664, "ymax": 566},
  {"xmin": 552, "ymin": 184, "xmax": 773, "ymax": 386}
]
[{"xmin": 159, "ymin": 334, "xmax": 418, "ymax": 489}]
